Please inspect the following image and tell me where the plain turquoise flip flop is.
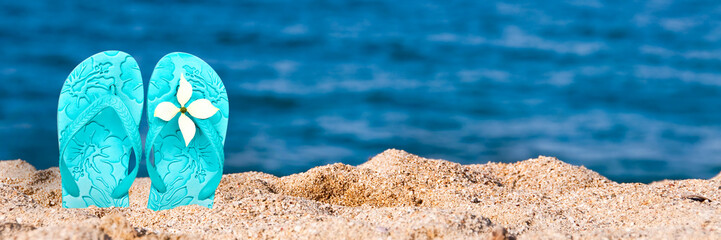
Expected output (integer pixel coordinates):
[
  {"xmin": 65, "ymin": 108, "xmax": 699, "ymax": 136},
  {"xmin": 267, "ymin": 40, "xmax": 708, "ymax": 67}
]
[
  {"xmin": 146, "ymin": 52, "xmax": 229, "ymax": 211},
  {"xmin": 57, "ymin": 51, "xmax": 143, "ymax": 208}
]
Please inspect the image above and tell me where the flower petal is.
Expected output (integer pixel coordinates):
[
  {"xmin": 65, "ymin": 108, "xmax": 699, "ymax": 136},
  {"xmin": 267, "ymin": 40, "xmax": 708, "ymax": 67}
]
[
  {"xmin": 154, "ymin": 102, "xmax": 180, "ymax": 121},
  {"xmin": 178, "ymin": 113, "xmax": 196, "ymax": 147},
  {"xmin": 187, "ymin": 99, "xmax": 220, "ymax": 119},
  {"xmin": 177, "ymin": 73, "xmax": 193, "ymax": 107}
]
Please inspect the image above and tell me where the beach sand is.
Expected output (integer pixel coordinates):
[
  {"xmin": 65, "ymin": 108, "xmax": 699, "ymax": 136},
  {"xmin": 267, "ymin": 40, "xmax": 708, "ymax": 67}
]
[{"xmin": 1, "ymin": 149, "xmax": 720, "ymax": 239}]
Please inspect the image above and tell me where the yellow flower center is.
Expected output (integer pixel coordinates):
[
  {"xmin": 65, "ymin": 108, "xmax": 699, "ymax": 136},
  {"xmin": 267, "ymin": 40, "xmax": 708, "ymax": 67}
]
[{"xmin": 180, "ymin": 107, "xmax": 187, "ymax": 113}]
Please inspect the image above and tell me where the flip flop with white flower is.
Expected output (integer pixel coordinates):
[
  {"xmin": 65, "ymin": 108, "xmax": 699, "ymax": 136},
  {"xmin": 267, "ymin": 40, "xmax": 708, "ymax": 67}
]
[
  {"xmin": 145, "ymin": 52, "xmax": 229, "ymax": 211},
  {"xmin": 57, "ymin": 51, "xmax": 144, "ymax": 208}
]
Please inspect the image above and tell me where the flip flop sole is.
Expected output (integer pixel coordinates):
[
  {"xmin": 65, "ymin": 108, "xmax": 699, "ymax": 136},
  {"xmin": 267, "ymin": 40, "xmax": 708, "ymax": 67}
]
[
  {"xmin": 146, "ymin": 52, "xmax": 229, "ymax": 211},
  {"xmin": 57, "ymin": 51, "xmax": 143, "ymax": 208}
]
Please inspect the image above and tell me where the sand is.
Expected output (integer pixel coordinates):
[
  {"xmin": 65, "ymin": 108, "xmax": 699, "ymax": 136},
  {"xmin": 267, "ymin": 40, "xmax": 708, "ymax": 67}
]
[{"xmin": 1, "ymin": 149, "xmax": 720, "ymax": 239}]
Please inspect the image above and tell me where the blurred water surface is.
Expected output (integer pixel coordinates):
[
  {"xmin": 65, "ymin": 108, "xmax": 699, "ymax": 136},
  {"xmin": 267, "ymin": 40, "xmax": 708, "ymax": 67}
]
[{"xmin": 1, "ymin": 0, "xmax": 721, "ymax": 182}]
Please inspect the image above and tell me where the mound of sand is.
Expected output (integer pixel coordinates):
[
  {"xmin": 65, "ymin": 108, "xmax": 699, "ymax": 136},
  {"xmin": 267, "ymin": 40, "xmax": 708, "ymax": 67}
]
[{"xmin": 1, "ymin": 149, "xmax": 720, "ymax": 239}]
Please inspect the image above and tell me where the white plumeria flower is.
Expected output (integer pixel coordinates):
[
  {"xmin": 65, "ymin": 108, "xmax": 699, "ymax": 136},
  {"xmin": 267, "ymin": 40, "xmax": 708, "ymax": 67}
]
[{"xmin": 154, "ymin": 73, "xmax": 220, "ymax": 146}]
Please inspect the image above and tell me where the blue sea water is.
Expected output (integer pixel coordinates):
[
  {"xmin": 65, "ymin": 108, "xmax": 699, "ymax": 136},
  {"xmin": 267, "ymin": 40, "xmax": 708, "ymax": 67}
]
[{"xmin": 1, "ymin": 0, "xmax": 720, "ymax": 183}]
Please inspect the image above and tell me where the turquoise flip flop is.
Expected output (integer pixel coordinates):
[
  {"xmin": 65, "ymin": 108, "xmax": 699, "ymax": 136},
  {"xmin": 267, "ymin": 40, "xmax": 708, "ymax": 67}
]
[
  {"xmin": 146, "ymin": 52, "xmax": 229, "ymax": 211},
  {"xmin": 57, "ymin": 51, "xmax": 143, "ymax": 208}
]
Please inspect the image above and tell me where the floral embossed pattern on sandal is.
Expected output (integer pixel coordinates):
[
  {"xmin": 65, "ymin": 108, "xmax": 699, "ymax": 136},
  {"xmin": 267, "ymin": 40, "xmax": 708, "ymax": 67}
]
[
  {"xmin": 57, "ymin": 51, "xmax": 143, "ymax": 208},
  {"xmin": 145, "ymin": 52, "xmax": 229, "ymax": 211}
]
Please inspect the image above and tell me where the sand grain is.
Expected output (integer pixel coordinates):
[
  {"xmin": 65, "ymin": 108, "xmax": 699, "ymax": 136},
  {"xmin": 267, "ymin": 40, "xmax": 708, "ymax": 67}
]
[{"xmin": 1, "ymin": 149, "xmax": 720, "ymax": 239}]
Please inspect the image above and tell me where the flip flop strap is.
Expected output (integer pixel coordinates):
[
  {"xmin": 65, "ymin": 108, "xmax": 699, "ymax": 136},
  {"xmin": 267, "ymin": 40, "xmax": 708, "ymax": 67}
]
[
  {"xmin": 194, "ymin": 119, "xmax": 225, "ymax": 200},
  {"xmin": 59, "ymin": 95, "xmax": 141, "ymax": 198},
  {"xmin": 145, "ymin": 116, "xmax": 225, "ymax": 197},
  {"xmin": 144, "ymin": 124, "xmax": 168, "ymax": 193}
]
